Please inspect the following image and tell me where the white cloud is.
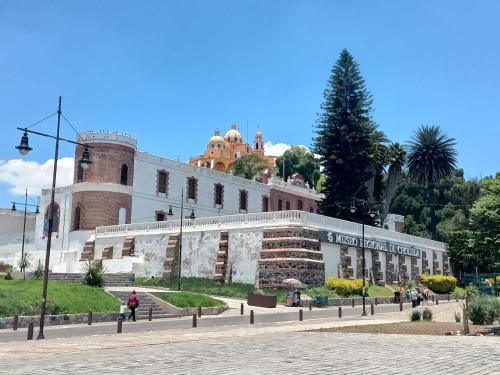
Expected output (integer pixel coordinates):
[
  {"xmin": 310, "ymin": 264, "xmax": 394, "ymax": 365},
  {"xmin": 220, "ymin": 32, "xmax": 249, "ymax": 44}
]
[
  {"xmin": 0, "ymin": 158, "xmax": 74, "ymax": 196},
  {"xmin": 264, "ymin": 142, "xmax": 291, "ymax": 156}
]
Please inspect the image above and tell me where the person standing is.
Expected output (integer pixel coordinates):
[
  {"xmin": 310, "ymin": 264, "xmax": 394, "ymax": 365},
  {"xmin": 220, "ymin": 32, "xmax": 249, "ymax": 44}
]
[
  {"xmin": 127, "ymin": 291, "xmax": 139, "ymax": 321},
  {"xmin": 410, "ymin": 289, "xmax": 418, "ymax": 308},
  {"xmin": 119, "ymin": 301, "xmax": 127, "ymax": 321}
]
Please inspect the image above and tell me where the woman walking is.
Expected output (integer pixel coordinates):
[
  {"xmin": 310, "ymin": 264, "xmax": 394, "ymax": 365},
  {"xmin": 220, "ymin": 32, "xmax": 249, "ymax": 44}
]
[{"xmin": 127, "ymin": 290, "xmax": 139, "ymax": 321}]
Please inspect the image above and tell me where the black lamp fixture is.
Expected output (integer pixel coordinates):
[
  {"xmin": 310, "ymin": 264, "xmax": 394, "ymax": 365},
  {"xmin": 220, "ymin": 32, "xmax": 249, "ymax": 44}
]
[
  {"xmin": 190, "ymin": 209, "xmax": 195, "ymax": 220},
  {"xmin": 16, "ymin": 131, "xmax": 33, "ymax": 156},
  {"xmin": 167, "ymin": 205, "xmax": 173, "ymax": 217},
  {"xmin": 35, "ymin": 206, "xmax": 40, "ymax": 214},
  {"xmin": 11, "ymin": 202, "xmax": 16, "ymax": 211}
]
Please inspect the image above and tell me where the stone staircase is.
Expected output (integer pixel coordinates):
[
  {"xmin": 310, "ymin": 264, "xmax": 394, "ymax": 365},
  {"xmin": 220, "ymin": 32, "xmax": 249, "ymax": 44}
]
[
  {"xmin": 48, "ymin": 273, "xmax": 134, "ymax": 286},
  {"xmin": 258, "ymin": 226, "xmax": 325, "ymax": 288},
  {"xmin": 163, "ymin": 234, "xmax": 179, "ymax": 280},
  {"xmin": 79, "ymin": 240, "xmax": 95, "ymax": 261},
  {"xmin": 214, "ymin": 232, "xmax": 229, "ymax": 283},
  {"xmin": 108, "ymin": 291, "xmax": 176, "ymax": 320}
]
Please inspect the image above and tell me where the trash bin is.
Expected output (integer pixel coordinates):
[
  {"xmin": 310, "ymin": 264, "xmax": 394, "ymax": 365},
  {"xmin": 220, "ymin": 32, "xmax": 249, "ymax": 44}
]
[{"xmin": 394, "ymin": 291, "xmax": 401, "ymax": 303}]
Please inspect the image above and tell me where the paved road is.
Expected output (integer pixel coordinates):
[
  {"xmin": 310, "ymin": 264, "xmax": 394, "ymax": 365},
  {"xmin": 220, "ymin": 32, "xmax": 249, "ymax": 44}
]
[
  {"xmin": 0, "ymin": 316, "xmax": 498, "ymax": 374},
  {"xmin": 0, "ymin": 303, "xmax": 407, "ymax": 342}
]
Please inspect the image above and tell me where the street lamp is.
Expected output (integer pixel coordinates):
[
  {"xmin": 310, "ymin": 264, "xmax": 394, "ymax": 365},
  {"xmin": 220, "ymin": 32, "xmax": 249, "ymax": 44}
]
[
  {"xmin": 350, "ymin": 199, "xmax": 377, "ymax": 317},
  {"xmin": 166, "ymin": 190, "xmax": 196, "ymax": 291},
  {"xmin": 14, "ymin": 96, "xmax": 92, "ymax": 339},
  {"xmin": 11, "ymin": 188, "xmax": 40, "ymax": 280}
]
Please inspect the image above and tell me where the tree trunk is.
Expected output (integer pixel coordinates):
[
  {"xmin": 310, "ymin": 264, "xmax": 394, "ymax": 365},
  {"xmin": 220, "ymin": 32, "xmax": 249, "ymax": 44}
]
[
  {"xmin": 365, "ymin": 162, "xmax": 377, "ymax": 202},
  {"xmin": 381, "ymin": 164, "xmax": 402, "ymax": 220}
]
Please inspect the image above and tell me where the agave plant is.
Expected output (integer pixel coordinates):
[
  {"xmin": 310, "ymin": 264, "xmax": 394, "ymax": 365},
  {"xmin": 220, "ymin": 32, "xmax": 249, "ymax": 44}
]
[
  {"xmin": 17, "ymin": 252, "xmax": 33, "ymax": 280},
  {"xmin": 32, "ymin": 259, "xmax": 44, "ymax": 280},
  {"xmin": 82, "ymin": 260, "xmax": 105, "ymax": 287}
]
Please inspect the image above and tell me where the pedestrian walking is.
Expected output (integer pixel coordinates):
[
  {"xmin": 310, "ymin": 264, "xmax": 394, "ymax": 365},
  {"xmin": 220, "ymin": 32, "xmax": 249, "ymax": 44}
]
[
  {"xmin": 410, "ymin": 289, "xmax": 418, "ymax": 308},
  {"xmin": 119, "ymin": 301, "xmax": 127, "ymax": 321},
  {"xmin": 127, "ymin": 291, "xmax": 139, "ymax": 321}
]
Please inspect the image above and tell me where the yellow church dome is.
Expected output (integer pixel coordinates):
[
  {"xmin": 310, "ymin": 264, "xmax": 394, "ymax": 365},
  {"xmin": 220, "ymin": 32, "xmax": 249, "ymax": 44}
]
[
  {"xmin": 224, "ymin": 123, "xmax": 242, "ymax": 142},
  {"xmin": 208, "ymin": 130, "xmax": 224, "ymax": 143}
]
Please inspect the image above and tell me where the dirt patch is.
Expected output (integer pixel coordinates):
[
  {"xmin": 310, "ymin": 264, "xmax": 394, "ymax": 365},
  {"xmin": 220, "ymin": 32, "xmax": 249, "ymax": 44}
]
[{"xmin": 315, "ymin": 322, "xmax": 493, "ymax": 336}]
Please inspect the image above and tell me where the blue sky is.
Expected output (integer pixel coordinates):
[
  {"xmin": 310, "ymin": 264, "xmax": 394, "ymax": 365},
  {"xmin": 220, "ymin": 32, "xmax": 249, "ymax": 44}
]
[{"xmin": 1, "ymin": 1, "xmax": 499, "ymax": 209}]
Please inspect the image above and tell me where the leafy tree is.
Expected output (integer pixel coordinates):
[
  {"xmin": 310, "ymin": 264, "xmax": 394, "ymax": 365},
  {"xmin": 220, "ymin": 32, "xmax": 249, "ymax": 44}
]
[
  {"xmin": 406, "ymin": 125, "xmax": 458, "ymax": 239},
  {"xmin": 381, "ymin": 142, "xmax": 406, "ymax": 219},
  {"xmin": 275, "ymin": 146, "xmax": 320, "ymax": 187},
  {"xmin": 17, "ymin": 252, "xmax": 32, "ymax": 280},
  {"xmin": 469, "ymin": 173, "xmax": 500, "ymax": 272},
  {"xmin": 229, "ymin": 154, "xmax": 268, "ymax": 180},
  {"xmin": 313, "ymin": 49, "xmax": 378, "ymax": 221}
]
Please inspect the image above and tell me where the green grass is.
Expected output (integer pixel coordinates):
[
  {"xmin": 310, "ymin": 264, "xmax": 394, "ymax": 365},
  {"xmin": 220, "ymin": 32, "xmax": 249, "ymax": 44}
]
[
  {"xmin": 0, "ymin": 279, "xmax": 120, "ymax": 317},
  {"xmin": 152, "ymin": 292, "xmax": 225, "ymax": 308},
  {"xmin": 136, "ymin": 276, "xmax": 255, "ymax": 299},
  {"xmin": 367, "ymin": 285, "xmax": 395, "ymax": 297}
]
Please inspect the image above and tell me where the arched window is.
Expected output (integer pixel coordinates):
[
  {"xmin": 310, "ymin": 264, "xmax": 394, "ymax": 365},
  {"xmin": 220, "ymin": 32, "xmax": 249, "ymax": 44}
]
[
  {"xmin": 77, "ymin": 164, "xmax": 84, "ymax": 182},
  {"xmin": 74, "ymin": 206, "xmax": 81, "ymax": 230},
  {"xmin": 44, "ymin": 202, "xmax": 60, "ymax": 233},
  {"xmin": 118, "ymin": 207, "xmax": 126, "ymax": 224},
  {"xmin": 120, "ymin": 164, "xmax": 128, "ymax": 185}
]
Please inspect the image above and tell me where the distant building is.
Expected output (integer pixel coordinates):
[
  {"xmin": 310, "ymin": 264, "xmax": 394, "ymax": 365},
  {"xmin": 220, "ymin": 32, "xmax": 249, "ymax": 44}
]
[{"xmin": 188, "ymin": 124, "xmax": 276, "ymax": 172}]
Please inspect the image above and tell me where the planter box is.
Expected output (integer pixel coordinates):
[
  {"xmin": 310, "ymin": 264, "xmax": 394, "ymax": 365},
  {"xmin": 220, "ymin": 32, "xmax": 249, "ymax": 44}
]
[{"xmin": 247, "ymin": 293, "xmax": 277, "ymax": 308}]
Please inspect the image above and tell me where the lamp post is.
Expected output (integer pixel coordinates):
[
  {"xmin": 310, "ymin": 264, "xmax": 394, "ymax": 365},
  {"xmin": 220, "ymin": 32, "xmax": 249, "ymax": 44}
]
[
  {"xmin": 14, "ymin": 96, "xmax": 92, "ymax": 339},
  {"xmin": 11, "ymin": 188, "xmax": 40, "ymax": 280},
  {"xmin": 350, "ymin": 199, "xmax": 376, "ymax": 317},
  {"xmin": 167, "ymin": 188, "xmax": 196, "ymax": 291}
]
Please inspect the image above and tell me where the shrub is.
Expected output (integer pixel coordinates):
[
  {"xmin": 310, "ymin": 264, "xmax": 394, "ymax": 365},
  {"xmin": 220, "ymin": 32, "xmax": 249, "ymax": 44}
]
[
  {"xmin": 82, "ymin": 260, "xmax": 105, "ymax": 287},
  {"xmin": 454, "ymin": 311, "xmax": 461, "ymax": 323},
  {"xmin": 410, "ymin": 310, "xmax": 422, "ymax": 321},
  {"xmin": 3, "ymin": 265, "xmax": 13, "ymax": 280},
  {"xmin": 421, "ymin": 274, "xmax": 456, "ymax": 294},
  {"xmin": 325, "ymin": 278, "xmax": 363, "ymax": 297},
  {"xmin": 422, "ymin": 308, "xmax": 433, "ymax": 321},
  {"xmin": 32, "ymin": 260, "xmax": 44, "ymax": 280},
  {"xmin": 467, "ymin": 296, "xmax": 500, "ymax": 325}
]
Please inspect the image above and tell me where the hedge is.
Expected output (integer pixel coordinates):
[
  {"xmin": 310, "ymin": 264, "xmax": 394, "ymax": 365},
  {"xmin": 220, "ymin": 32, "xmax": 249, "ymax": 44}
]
[
  {"xmin": 420, "ymin": 274, "xmax": 457, "ymax": 294},
  {"xmin": 325, "ymin": 278, "xmax": 363, "ymax": 297},
  {"xmin": 467, "ymin": 296, "xmax": 500, "ymax": 325}
]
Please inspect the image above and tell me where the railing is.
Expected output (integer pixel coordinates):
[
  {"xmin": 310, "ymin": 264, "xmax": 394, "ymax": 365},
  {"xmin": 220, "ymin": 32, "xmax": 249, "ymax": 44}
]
[{"xmin": 94, "ymin": 210, "xmax": 447, "ymax": 251}]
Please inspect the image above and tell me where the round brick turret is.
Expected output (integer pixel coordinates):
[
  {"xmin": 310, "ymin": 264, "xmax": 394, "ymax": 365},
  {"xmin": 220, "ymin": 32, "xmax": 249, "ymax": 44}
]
[{"xmin": 71, "ymin": 131, "xmax": 136, "ymax": 231}]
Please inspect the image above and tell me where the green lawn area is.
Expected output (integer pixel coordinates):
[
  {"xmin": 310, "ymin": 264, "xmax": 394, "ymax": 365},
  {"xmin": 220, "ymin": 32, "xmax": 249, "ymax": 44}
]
[
  {"xmin": 136, "ymin": 276, "xmax": 255, "ymax": 299},
  {"xmin": 152, "ymin": 292, "xmax": 225, "ymax": 308},
  {"xmin": 0, "ymin": 279, "xmax": 120, "ymax": 317},
  {"xmin": 367, "ymin": 285, "xmax": 395, "ymax": 297}
]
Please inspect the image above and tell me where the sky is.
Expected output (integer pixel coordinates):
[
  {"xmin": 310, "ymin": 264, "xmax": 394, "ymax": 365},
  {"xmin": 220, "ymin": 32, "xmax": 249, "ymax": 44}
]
[{"xmin": 1, "ymin": 1, "xmax": 499, "ymax": 209}]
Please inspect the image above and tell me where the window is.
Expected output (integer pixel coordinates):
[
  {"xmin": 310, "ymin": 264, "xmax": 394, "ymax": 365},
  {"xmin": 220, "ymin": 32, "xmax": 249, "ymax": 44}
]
[
  {"xmin": 239, "ymin": 190, "xmax": 248, "ymax": 211},
  {"xmin": 262, "ymin": 196, "xmax": 269, "ymax": 212},
  {"xmin": 118, "ymin": 208, "xmax": 126, "ymax": 224},
  {"xmin": 187, "ymin": 177, "xmax": 197, "ymax": 201},
  {"xmin": 74, "ymin": 206, "xmax": 81, "ymax": 230},
  {"xmin": 255, "ymin": 143, "xmax": 259, "ymax": 150},
  {"xmin": 45, "ymin": 203, "xmax": 60, "ymax": 233},
  {"xmin": 214, "ymin": 184, "xmax": 224, "ymax": 207},
  {"xmin": 120, "ymin": 164, "xmax": 128, "ymax": 185},
  {"xmin": 77, "ymin": 164, "xmax": 84, "ymax": 182},
  {"xmin": 157, "ymin": 170, "xmax": 168, "ymax": 194},
  {"xmin": 278, "ymin": 199, "xmax": 283, "ymax": 211},
  {"xmin": 156, "ymin": 211, "xmax": 165, "ymax": 221},
  {"xmin": 297, "ymin": 200, "xmax": 303, "ymax": 210},
  {"xmin": 285, "ymin": 201, "xmax": 290, "ymax": 210},
  {"xmin": 309, "ymin": 206, "xmax": 314, "ymax": 213}
]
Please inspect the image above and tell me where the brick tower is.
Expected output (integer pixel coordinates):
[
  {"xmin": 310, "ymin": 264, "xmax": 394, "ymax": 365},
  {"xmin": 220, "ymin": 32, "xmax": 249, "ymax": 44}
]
[{"xmin": 71, "ymin": 131, "xmax": 137, "ymax": 231}]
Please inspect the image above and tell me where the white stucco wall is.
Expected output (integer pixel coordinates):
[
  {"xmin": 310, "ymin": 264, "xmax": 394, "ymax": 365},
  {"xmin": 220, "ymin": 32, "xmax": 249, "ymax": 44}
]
[
  {"xmin": 227, "ymin": 229, "xmax": 263, "ymax": 285},
  {"xmin": 320, "ymin": 242, "xmax": 341, "ymax": 278},
  {"xmin": 181, "ymin": 231, "xmax": 220, "ymax": 278}
]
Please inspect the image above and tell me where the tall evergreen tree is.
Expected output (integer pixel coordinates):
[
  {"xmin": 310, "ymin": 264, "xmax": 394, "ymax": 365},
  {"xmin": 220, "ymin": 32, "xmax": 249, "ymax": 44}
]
[{"xmin": 313, "ymin": 49, "xmax": 375, "ymax": 221}]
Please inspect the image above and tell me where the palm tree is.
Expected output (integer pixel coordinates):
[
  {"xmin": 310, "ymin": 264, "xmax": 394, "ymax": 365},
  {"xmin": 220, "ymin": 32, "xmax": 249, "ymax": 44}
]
[
  {"xmin": 17, "ymin": 252, "xmax": 32, "ymax": 280},
  {"xmin": 365, "ymin": 122, "xmax": 388, "ymax": 202},
  {"xmin": 381, "ymin": 143, "xmax": 406, "ymax": 219},
  {"xmin": 407, "ymin": 125, "xmax": 457, "ymax": 239}
]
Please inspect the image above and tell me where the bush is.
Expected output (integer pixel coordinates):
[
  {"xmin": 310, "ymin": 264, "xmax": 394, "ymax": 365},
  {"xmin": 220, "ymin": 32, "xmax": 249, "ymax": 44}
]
[
  {"xmin": 410, "ymin": 310, "xmax": 422, "ymax": 321},
  {"xmin": 422, "ymin": 308, "xmax": 433, "ymax": 321},
  {"xmin": 325, "ymin": 278, "xmax": 363, "ymax": 297},
  {"xmin": 467, "ymin": 296, "xmax": 500, "ymax": 325},
  {"xmin": 454, "ymin": 311, "xmax": 461, "ymax": 323},
  {"xmin": 421, "ymin": 274, "xmax": 456, "ymax": 294},
  {"xmin": 32, "ymin": 260, "xmax": 44, "ymax": 280},
  {"xmin": 82, "ymin": 260, "xmax": 105, "ymax": 287},
  {"xmin": 3, "ymin": 265, "xmax": 13, "ymax": 280}
]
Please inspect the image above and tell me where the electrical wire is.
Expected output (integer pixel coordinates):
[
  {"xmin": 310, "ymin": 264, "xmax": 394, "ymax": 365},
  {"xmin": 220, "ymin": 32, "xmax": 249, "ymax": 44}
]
[
  {"xmin": 61, "ymin": 114, "xmax": 80, "ymax": 136},
  {"xmin": 23, "ymin": 112, "xmax": 58, "ymax": 129}
]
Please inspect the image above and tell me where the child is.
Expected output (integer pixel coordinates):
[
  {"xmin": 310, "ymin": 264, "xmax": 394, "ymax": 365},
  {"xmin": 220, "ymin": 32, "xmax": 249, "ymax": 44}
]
[{"xmin": 119, "ymin": 301, "xmax": 127, "ymax": 321}]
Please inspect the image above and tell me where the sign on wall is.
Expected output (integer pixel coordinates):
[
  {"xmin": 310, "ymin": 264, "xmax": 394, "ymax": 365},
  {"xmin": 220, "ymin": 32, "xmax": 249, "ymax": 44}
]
[{"xmin": 319, "ymin": 231, "xmax": 421, "ymax": 258}]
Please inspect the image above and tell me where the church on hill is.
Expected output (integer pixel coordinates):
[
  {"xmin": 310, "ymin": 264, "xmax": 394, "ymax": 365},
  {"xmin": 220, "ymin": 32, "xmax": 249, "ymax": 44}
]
[{"xmin": 188, "ymin": 124, "xmax": 276, "ymax": 172}]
